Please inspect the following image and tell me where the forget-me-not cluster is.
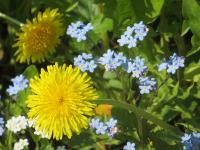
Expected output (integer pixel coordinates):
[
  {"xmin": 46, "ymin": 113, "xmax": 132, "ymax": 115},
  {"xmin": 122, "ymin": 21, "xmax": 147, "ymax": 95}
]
[
  {"xmin": 123, "ymin": 141, "xmax": 136, "ymax": 150},
  {"xmin": 66, "ymin": 21, "xmax": 93, "ymax": 42},
  {"xmin": 117, "ymin": 21, "xmax": 148, "ymax": 48},
  {"xmin": 70, "ymin": 20, "xmax": 186, "ymax": 96},
  {"xmin": 126, "ymin": 57, "xmax": 147, "ymax": 78},
  {"xmin": 99, "ymin": 49, "xmax": 126, "ymax": 71},
  {"xmin": 138, "ymin": 77, "xmax": 156, "ymax": 94},
  {"xmin": 89, "ymin": 118, "xmax": 118, "ymax": 137},
  {"xmin": 181, "ymin": 133, "xmax": 200, "ymax": 150},
  {"xmin": 158, "ymin": 53, "xmax": 185, "ymax": 74},
  {"xmin": 6, "ymin": 74, "xmax": 28, "ymax": 96},
  {"xmin": 73, "ymin": 50, "xmax": 155, "ymax": 94},
  {"xmin": 74, "ymin": 53, "xmax": 97, "ymax": 72}
]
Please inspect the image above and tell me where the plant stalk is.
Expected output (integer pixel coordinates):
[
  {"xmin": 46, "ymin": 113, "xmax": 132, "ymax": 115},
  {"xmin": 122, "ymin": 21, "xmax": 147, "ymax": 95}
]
[{"xmin": 0, "ymin": 12, "xmax": 23, "ymax": 26}]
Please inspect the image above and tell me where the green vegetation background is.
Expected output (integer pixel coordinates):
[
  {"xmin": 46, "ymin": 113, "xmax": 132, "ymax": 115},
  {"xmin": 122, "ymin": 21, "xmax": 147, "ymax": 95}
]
[{"xmin": 0, "ymin": 0, "xmax": 200, "ymax": 149}]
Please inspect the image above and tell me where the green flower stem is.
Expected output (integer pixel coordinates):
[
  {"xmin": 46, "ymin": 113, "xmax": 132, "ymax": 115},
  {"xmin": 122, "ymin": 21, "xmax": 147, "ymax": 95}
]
[
  {"xmin": 149, "ymin": 75, "xmax": 170, "ymax": 102},
  {"xmin": 97, "ymin": 3, "xmax": 109, "ymax": 50},
  {"xmin": 102, "ymin": 32, "xmax": 109, "ymax": 50},
  {"xmin": 0, "ymin": 12, "xmax": 23, "ymax": 26},
  {"xmin": 7, "ymin": 131, "xmax": 12, "ymax": 150},
  {"xmin": 136, "ymin": 115, "xmax": 144, "ymax": 149}
]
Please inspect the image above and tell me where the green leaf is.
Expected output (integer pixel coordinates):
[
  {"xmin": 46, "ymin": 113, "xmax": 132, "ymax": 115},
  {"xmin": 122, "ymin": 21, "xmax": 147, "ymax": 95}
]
[
  {"xmin": 103, "ymin": 71, "xmax": 117, "ymax": 79},
  {"xmin": 23, "ymin": 65, "xmax": 38, "ymax": 80},
  {"xmin": 191, "ymin": 35, "xmax": 200, "ymax": 48},
  {"xmin": 178, "ymin": 83, "xmax": 194, "ymax": 99},
  {"xmin": 43, "ymin": 145, "xmax": 54, "ymax": 150},
  {"xmin": 112, "ymin": 107, "xmax": 137, "ymax": 131},
  {"xmin": 176, "ymin": 118, "xmax": 200, "ymax": 132},
  {"xmin": 182, "ymin": 0, "xmax": 200, "ymax": 39},
  {"xmin": 113, "ymin": 0, "xmax": 136, "ymax": 25},
  {"xmin": 168, "ymin": 81, "xmax": 179, "ymax": 100},
  {"xmin": 194, "ymin": 80, "xmax": 200, "ymax": 98},
  {"xmin": 93, "ymin": 15, "xmax": 113, "ymax": 33},
  {"xmin": 184, "ymin": 61, "xmax": 200, "ymax": 82},
  {"xmin": 9, "ymin": 103, "xmax": 22, "ymax": 116},
  {"xmin": 160, "ymin": 105, "xmax": 177, "ymax": 121},
  {"xmin": 186, "ymin": 47, "xmax": 200, "ymax": 57},
  {"xmin": 145, "ymin": 0, "xmax": 165, "ymax": 19},
  {"xmin": 66, "ymin": 2, "xmax": 79, "ymax": 12},
  {"xmin": 149, "ymin": 132, "xmax": 181, "ymax": 149},
  {"xmin": 70, "ymin": 131, "xmax": 96, "ymax": 150},
  {"xmin": 174, "ymin": 105, "xmax": 192, "ymax": 119},
  {"xmin": 95, "ymin": 99, "xmax": 183, "ymax": 138},
  {"xmin": 108, "ymin": 79, "xmax": 123, "ymax": 90},
  {"xmin": 39, "ymin": 139, "xmax": 54, "ymax": 150},
  {"xmin": 181, "ymin": 20, "xmax": 190, "ymax": 36},
  {"xmin": 16, "ymin": 89, "xmax": 30, "ymax": 110}
]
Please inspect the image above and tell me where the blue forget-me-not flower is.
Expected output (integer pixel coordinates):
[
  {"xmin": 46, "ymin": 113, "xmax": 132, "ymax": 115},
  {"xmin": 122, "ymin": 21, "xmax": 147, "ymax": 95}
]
[
  {"xmin": 123, "ymin": 142, "xmax": 136, "ymax": 150},
  {"xmin": 74, "ymin": 53, "xmax": 97, "ymax": 72},
  {"xmin": 158, "ymin": 53, "xmax": 185, "ymax": 74},
  {"xmin": 99, "ymin": 49, "xmax": 126, "ymax": 71},
  {"xmin": 138, "ymin": 77, "xmax": 156, "ymax": 94},
  {"xmin": 126, "ymin": 57, "xmax": 147, "ymax": 78},
  {"xmin": 6, "ymin": 74, "xmax": 28, "ymax": 96},
  {"xmin": 89, "ymin": 118, "xmax": 118, "ymax": 137},
  {"xmin": 117, "ymin": 21, "xmax": 148, "ymax": 49},
  {"xmin": 66, "ymin": 21, "xmax": 93, "ymax": 42},
  {"xmin": 181, "ymin": 133, "xmax": 200, "ymax": 150}
]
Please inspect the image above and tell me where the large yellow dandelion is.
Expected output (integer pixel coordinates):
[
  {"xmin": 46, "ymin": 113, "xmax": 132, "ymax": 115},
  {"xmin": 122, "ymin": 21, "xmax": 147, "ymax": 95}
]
[
  {"xmin": 13, "ymin": 8, "xmax": 64, "ymax": 63},
  {"xmin": 27, "ymin": 63, "xmax": 98, "ymax": 140}
]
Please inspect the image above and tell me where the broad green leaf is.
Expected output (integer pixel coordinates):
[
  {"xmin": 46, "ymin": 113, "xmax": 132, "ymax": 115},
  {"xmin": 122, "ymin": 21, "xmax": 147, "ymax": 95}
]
[
  {"xmin": 70, "ymin": 131, "xmax": 96, "ymax": 150},
  {"xmin": 93, "ymin": 15, "xmax": 113, "ymax": 33},
  {"xmin": 112, "ymin": 107, "xmax": 137, "ymax": 132},
  {"xmin": 23, "ymin": 65, "xmax": 38, "ymax": 80},
  {"xmin": 181, "ymin": 20, "xmax": 190, "ymax": 36},
  {"xmin": 114, "ymin": 0, "xmax": 136, "ymax": 25},
  {"xmin": 178, "ymin": 83, "xmax": 194, "ymax": 99},
  {"xmin": 145, "ymin": 0, "xmax": 165, "ymax": 19},
  {"xmin": 76, "ymin": 0, "xmax": 98, "ymax": 20},
  {"xmin": 176, "ymin": 118, "xmax": 200, "ymax": 132},
  {"xmin": 150, "ymin": 131, "xmax": 178, "ymax": 145},
  {"xmin": 108, "ymin": 79, "xmax": 123, "ymax": 90},
  {"xmin": 43, "ymin": 145, "xmax": 54, "ymax": 150},
  {"xmin": 103, "ymin": 71, "xmax": 117, "ymax": 79},
  {"xmin": 9, "ymin": 103, "xmax": 22, "ymax": 116},
  {"xmin": 184, "ymin": 61, "xmax": 200, "ymax": 82},
  {"xmin": 160, "ymin": 105, "xmax": 177, "ymax": 121},
  {"xmin": 168, "ymin": 81, "xmax": 179, "ymax": 100},
  {"xmin": 174, "ymin": 105, "xmax": 192, "ymax": 119},
  {"xmin": 16, "ymin": 89, "xmax": 30, "ymax": 110},
  {"xmin": 191, "ymin": 35, "xmax": 200, "ymax": 48},
  {"xmin": 39, "ymin": 139, "xmax": 54, "ymax": 150},
  {"xmin": 149, "ymin": 133, "xmax": 181, "ymax": 149},
  {"xmin": 186, "ymin": 47, "xmax": 200, "ymax": 57},
  {"xmin": 182, "ymin": 0, "xmax": 200, "ymax": 39}
]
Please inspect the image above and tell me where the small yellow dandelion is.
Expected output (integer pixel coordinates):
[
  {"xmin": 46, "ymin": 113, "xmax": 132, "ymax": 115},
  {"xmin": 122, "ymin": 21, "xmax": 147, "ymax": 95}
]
[
  {"xmin": 95, "ymin": 104, "xmax": 112, "ymax": 116},
  {"xmin": 27, "ymin": 63, "xmax": 98, "ymax": 140},
  {"xmin": 13, "ymin": 8, "xmax": 64, "ymax": 63}
]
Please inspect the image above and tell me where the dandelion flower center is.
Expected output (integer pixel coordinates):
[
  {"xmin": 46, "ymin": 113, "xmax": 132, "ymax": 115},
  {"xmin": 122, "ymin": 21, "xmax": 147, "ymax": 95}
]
[
  {"xmin": 13, "ymin": 8, "xmax": 64, "ymax": 63},
  {"xmin": 25, "ymin": 22, "xmax": 55, "ymax": 54},
  {"xmin": 27, "ymin": 63, "xmax": 98, "ymax": 140}
]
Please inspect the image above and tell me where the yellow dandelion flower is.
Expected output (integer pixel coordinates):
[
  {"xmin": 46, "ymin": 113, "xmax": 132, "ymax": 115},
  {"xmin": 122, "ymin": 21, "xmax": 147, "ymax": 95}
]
[
  {"xmin": 26, "ymin": 63, "xmax": 98, "ymax": 140},
  {"xmin": 13, "ymin": 8, "xmax": 64, "ymax": 63}
]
